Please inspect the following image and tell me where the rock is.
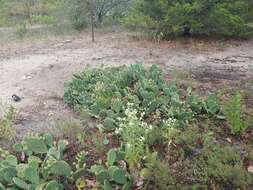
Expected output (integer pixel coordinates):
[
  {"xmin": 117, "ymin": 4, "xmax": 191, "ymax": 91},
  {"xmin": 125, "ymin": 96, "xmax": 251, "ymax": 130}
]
[
  {"xmin": 248, "ymin": 166, "xmax": 253, "ymax": 174},
  {"xmin": 65, "ymin": 40, "xmax": 72, "ymax": 43},
  {"xmin": 22, "ymin": 75, "xmax": 32, "ymax": 80},
  {"xmin": 12, "ymin": 94, "xmax": 21, "ymax": 102},
  {"xmin": 226, "ymin": 138, "xmax": 232, "ymax": 143},
  {"xmin": 48, "ymin": 112, "xmax": 54, "ymax": 117},
  {"xmin": 54, "ymin": 43, "xmax": 64, "ymax": 48}
]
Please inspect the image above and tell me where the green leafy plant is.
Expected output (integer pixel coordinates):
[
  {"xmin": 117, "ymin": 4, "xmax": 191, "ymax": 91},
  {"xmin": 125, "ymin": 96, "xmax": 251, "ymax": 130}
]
[
  {"xmin": 0, "ymin": 133, "xmax": 87, "ymax": 190},
  {"xmin": 204, "ymin": 94, "xmax": 220, "ymax": 116},
  {"xmin": 223, "ymin": 92, "xmax": 250, "ymax": 134},
  {"xmin": 116, "ymin": 103, "xmax": 151, "ymax": 170},
  {"xmin": 90, "ymin": 149, "xmax": 133, "ymax": 190}
]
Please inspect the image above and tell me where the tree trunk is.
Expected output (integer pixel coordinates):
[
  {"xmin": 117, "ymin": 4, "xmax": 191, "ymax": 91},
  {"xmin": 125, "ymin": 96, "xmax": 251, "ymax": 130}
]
[
  {"xmin": 91, "ymin": 13, "xmax": 95, "ymax": 42},
  {"xmin": 183, "ymin": 26, "xmax": 191, "ymax": 37},
  {"xmin": 98, "ymin": 12, "xmax": 103, "ymax": 26}
]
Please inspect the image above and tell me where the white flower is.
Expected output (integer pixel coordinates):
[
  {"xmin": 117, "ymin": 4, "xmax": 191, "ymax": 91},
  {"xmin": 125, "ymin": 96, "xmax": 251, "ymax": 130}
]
[
  {"xmin": 126, "ymin": 143, "xmax": 131, "ymax": 148},
  {"xmin": 148, "ymin": 125, "xmax": 153, "ymax": 130},
  {"xmin": 139, "ymin": 136, "xmax": 145, "ymax": 142},
  {"xmin": 140, "ymin": 112, "xmax": 145, "ymax": 118},
  {"xmin": 115, "ymin": 128, "xmax": 120, "ymax": 134}
]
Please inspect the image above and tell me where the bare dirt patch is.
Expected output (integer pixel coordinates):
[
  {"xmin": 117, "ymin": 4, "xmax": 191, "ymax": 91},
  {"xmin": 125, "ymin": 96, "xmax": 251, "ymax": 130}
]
[{"xmin": 0, "ymin": 31, "xmax": 252, "ymax": 140}]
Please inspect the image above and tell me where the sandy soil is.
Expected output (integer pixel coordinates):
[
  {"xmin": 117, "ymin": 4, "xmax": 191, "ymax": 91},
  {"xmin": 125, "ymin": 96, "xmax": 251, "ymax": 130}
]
[{"xmin": 0, "ymin": 31, "xmax": 253, "ymax": 139}]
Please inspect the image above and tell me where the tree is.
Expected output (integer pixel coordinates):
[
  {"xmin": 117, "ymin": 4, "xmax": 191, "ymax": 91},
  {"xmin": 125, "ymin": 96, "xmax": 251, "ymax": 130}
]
[
  {"xmin": 125, "ymin": 0, "xmax": 253, "ymax": 38},
  {"xmin": 68, "ymin": 0, "xmax": 131, "ymax": 41},
  {"xmin": 94, "ymin": 0, "xmax": 131, "ymax": 24},
  {"xmin": 69, "ymin": 0, "xmax": 131, "ymax": 26}
]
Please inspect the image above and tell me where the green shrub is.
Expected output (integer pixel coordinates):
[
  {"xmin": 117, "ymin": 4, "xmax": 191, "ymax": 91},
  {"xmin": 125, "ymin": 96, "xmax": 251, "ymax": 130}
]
[
  {"xmin": 16, "ymin": 22, "xmax": 28, "ymax": 38},
  {"xmin": 172, "ymin": 127, "xmax": 253, "ymax": 189},
  {"xmin": 67, "ymin": 0, "xmax": 89, "ymax": 31},
  {"xmin": 70, "ymin": 10, "xmax": 88, "ymax": 31},
  {"xmin": 223, "ymin": 92, "xmax": 250, "ymax": 134},
  {"xmin": 124, "ymin": 0, "xmax": 253, "ymax": 38},
  {"xmin": 140, "ymin": 151, "xmax": 176, "ymax": 190},
  {"xmin": 205, "ymin": 146, "xmax": 252, "ymax": 189}
]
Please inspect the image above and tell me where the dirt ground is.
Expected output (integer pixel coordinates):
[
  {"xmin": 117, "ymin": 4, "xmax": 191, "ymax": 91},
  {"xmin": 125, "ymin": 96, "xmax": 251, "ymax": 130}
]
[{"xmin": 0, "ymin": 31, "xmax": 253, "ymax": 140}]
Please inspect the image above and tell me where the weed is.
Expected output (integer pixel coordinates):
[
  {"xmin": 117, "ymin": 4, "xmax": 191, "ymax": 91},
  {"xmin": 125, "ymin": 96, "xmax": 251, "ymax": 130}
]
[
  {"xmin": 0, "ymin": 101, "xmax": 16, "ymax": 140},
  {"xmin": 53, "ymin": 119, "xmax": 84, "ymax": 139},
  {"xmin": 140, "ymin": 151, "xmax": 176, "ymax": 190},
  {"xmin": 91, "ymin": 133, "xmax": 108, "ymax": 155},
  {"xmin": 16, "ymin": 22, "xmax": 28, "ymax": 38},
  {"xmin": 223, "ymin": 92, "xmax": 250, "ymax": 134},
  {"xmin": 116, "ymin": 103, "xmax": 153, "ymax": 170},
  {"xmin": 205, "ymin": 146, "xmax": 252, "ymax": 189}
]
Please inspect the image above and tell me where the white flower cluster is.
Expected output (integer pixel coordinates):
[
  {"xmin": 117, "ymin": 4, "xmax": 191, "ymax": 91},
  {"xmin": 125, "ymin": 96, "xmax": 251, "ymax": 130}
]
[
  {"xmin": 125, "ymin": 103, "xmax": 138, "ymax": 119},
  {"xmin": 141, "ymin": 121, "xmax": 153, "ymax": 131},
  {"xmin": 116, "ymin": 102, "xmax": 154, "ymax": 142},
  {"xmin": 93, "ymin": 82, "xmax": 105, "ymax": 98},
  {"xmin": 115, "ymin": 127, "xmax": 123, "ymax": 135},
  {"xmin": 140, "ymin": 112, "xmax": 145, "ymax": 120},
  {"xmin": 163, "ymin": 118, "xmax": 178, "ymax": 128}
]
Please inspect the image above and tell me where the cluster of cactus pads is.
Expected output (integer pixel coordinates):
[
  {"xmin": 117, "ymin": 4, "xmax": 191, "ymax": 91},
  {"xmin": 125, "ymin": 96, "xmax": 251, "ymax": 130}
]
[
  {"xmin": 0, "ymin": 134, "xmax": 86, "ymax": 190},
  {"xmin": 90, "ymin": 149, "xmax": 133, "ymax": 190}
]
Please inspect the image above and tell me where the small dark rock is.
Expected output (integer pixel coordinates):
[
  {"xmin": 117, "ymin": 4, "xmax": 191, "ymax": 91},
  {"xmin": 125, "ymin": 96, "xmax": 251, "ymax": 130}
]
[{"xmin": 12, "ymin": 94, "xmax": 22, "ymax": 102}]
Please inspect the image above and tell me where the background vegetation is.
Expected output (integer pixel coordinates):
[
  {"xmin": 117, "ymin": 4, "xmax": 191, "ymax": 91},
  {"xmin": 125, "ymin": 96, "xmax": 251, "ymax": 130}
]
[
  {"xmin": 0, "ymin": 0, "xmax": 252, "ymax": 41},
  {"xmin": 123, "ymin": 0, "xmax": 253, "ymax": 38}
]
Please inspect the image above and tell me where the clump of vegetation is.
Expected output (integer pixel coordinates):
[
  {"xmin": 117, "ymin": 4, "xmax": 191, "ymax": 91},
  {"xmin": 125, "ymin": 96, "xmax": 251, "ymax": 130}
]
[
  {"xmin": 68, "ymin": 0, "xmax": 88, "ymax": 31},
  {"xmin": 166, "ymin": 126, "xmax": 253, "ymax": 189},
  {"xmin": 124, "ymin": 0, "xmax": 253, "ymax": 38},
  {"xmin": 223, "ymin": 92, "xmax": 252, "ymax": 134},
  {"xmin": 64, "ymin": 64, "xmax": 221, "ymax": 128},
  {"xmin": 140, "ymin": 151, "xmax": 176, "ymax": 190},
  {"xmin": 0, "ymin": 101, "xmax": 16, "ymax": 140},
  {"xmin": 63, "ymin": 64, "xmax": 253, "ymax": 189},
  {"xmin": 16, "ymin": 22, "xmax": 28, "ymax": 38},
  {"xmin": 0, "ymin": 133, "xmax": 87, "ymax": 190},
  {"xmin": 90, "ymin": 149, "xmax": 133, "ymax": 190},
  {"xmin": 205, "ymin": 146, "xmax": 252, "ymax": 189}
]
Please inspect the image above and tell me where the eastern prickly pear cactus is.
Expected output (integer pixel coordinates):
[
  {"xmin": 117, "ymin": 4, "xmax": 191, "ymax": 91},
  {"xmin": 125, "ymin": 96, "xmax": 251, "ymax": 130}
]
[
  {"xmin": 90, "ymin": 149, "xmax": 133, "ymax": 190},
  {"xmin": 0, "ymin": 134, "xmax": 87, "ymax": 190}
]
